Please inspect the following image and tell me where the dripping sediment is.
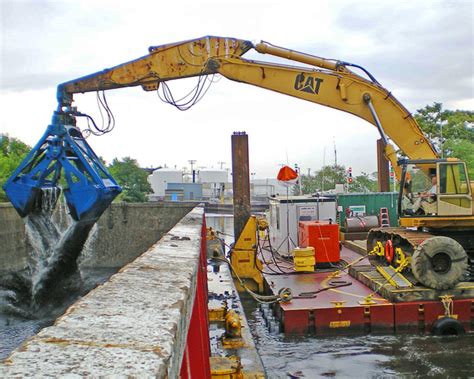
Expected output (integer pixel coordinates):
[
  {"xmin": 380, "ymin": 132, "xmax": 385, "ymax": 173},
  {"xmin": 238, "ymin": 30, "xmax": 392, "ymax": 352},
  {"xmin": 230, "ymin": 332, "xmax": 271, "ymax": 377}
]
[{"xmin": 1, "ymin": 188, "xmax": 98, "ymax": 316}]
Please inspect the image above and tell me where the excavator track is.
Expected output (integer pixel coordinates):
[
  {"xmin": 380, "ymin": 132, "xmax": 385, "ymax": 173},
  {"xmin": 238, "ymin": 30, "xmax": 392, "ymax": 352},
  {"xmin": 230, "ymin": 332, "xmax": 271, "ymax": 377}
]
[
  {"xmin": 367, "ymin": 227, "xmax": 435, "ymax": 258},
  {"xmin": 367, "ymin": 227, "xmax": 471, "ymax": 289}
]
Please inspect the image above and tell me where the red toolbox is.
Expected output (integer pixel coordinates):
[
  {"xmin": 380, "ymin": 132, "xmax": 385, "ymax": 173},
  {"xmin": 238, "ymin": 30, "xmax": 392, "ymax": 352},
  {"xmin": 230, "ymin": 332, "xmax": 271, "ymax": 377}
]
[{"xmin": 298, "ymin": 221, "xmax": 340, "ymax": 264}]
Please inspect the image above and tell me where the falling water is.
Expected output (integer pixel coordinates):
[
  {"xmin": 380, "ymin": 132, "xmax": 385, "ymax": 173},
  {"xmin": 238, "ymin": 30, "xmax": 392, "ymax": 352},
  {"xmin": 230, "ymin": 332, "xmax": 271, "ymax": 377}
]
[
  {"xmin": 0, "ymin": 189, "xmax": 117, "ymax": 359},
  {"xmin": 25, "ymin": 189, "xmax": 62, "ymax": 289},
  {"xmin": 78, "ymin": 224, "xmax": 99, "ymax": 266},
  {"xmin": 26, "ymin": 189, "xmax": 96, "ymax": 310},
  {"xmin": 1, "ymin": 188, "xmax": 97, "ymax": 315},
  {"xmin": 0, "ymin": 188, "xmax": 95, "ymax": 356}
]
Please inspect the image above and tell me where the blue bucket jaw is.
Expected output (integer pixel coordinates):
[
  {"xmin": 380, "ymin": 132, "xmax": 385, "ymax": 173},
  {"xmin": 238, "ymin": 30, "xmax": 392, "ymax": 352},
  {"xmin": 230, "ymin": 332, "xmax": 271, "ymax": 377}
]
[
  {"xmin": 64, "ymin": 184, "xmax": 121, "ymax": 223},
  {"xmin": 3, "ymin": 180, "xmax": 42, "ymax": 218},
  {"xmin": 4, "ymin": 181, "xmax": 61, "ymax": 217},
  {"xmin": 3, "ymin": 122, "xmax": 122, "ymax": 222}
]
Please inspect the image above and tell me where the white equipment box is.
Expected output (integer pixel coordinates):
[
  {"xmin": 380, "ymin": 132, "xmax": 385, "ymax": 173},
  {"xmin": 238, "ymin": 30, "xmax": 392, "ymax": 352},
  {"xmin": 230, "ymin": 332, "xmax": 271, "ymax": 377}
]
[{"xmin": 267, "ymin": 195, "xmax": 337, "ymax": 254}]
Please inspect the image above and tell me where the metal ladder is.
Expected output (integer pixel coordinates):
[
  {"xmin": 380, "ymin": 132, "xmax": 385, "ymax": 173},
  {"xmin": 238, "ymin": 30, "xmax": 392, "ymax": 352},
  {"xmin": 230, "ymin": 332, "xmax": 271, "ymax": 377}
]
[{"xmin": 379, "ymin": 207, "xmax": 390, "ymax": 227}]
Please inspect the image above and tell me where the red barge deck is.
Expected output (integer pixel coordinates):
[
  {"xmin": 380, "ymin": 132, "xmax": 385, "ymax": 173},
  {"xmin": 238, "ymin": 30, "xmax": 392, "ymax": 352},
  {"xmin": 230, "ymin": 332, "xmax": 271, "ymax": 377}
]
[{"xmin": 262, "ymin": 245, "xmax": 474, "ymax": 336}]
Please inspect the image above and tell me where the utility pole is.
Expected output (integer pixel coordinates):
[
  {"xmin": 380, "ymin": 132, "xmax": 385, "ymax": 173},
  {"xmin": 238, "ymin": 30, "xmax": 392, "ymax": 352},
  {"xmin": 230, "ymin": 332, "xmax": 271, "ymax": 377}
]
[
  {"xmin": 188, "ymin": 160, "xmax": 196, "ymax": 183},
  {"xmin": 218, "ymin": 161, "xmax": 226, "ymax": 170},
  {"xmin": 322, "ymin": 147, "xmax": 326, "ymax": 191},
  {"xmin": 439, "ymin": 120, "xmax": 447, "ymax": 158},
  {"xmin": 294, "ymin": 164, "xmax": 302, "ymax": 195}
]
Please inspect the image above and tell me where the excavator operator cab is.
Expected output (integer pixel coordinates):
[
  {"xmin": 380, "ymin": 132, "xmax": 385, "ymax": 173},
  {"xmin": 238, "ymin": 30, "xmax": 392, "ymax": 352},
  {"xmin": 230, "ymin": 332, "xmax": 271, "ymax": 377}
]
[{"xmin": 399, "ymin": 159, "xmax": 472, "ymax": 217}]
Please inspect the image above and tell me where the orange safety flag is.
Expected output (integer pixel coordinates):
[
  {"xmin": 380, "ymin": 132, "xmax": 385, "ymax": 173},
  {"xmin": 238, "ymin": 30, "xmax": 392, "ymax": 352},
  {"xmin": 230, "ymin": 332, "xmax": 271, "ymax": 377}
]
[{"xmin": 277, "ymin": 165, "xmax": 298, "ymax": 181}]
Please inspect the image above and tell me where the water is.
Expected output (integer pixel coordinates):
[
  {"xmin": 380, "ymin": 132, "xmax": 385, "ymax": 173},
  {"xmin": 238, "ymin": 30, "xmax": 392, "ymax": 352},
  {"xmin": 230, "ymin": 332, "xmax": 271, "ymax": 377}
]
[
  {"xmin": 18, "ymin": 189, "xmax": 97, "ymax": 311},
  {"xmin": 242, "ymin": 298, "xmax": 474, "ymax": 378},
  {"xmin": 206, "ymin": 214, "xmax": 474, "ymax": 378},
  {"xmin": 2, "ymin": 210, "xmax": 473, "ymax": 374},
  {"xmin": 0, "ymin": 190, "xmax": 115, "ymax": 359},
  {"xmin": 0, "ymin": 267, "xmax": 117, "ymax": 360},
  {"xmin": 31, "ymin": 221, "xmax": 95, "ymax": 308}
]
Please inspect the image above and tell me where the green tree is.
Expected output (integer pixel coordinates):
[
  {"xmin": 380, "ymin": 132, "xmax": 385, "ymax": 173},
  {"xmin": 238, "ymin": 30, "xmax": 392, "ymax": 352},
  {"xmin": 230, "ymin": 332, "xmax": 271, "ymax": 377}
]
[
  {"xmin": 300, "ymin": 165, "xmax": 346, "ymax": 194},
  {"xmin": 108, "ymin": 157, "xmax": 152, "ymax": 202},
  {"xmin": 299, "ymin": 174, "xmax": 318, "ymax": 194},
  {"xmin": 0, "ymin": 135, "xmax": 31, "ymax": 202},
  {"xmin": 443, "ymin": 139, "xmax": 474, "ymax": 178},
  {"xmin": 348, "ymin": 172, "xmax": 378, "ymax": 193},
  {"xmin": 415, "ymin": 103, "xmax": 474, "ymax": 165}
]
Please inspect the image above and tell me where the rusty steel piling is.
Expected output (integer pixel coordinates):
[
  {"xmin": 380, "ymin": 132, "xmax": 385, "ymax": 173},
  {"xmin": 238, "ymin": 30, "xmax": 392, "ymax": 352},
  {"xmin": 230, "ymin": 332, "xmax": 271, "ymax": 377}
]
[{"xmin": 231, "ymin": 132, "xmax": 251, "ymax": 242}]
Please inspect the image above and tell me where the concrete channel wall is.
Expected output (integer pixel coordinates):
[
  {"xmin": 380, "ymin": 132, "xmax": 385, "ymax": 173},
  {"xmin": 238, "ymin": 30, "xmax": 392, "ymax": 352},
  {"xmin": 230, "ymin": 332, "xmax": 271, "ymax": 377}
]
[
  {"xmin": 0, "ymin": 202, "xmax": 197, "ymax": 271},
  {"xmin": 0, "ymin": 204, "xmax": 26, "ymax": 271},
  {"xmin": 0, "ymin": 206, "xmax": 209, "ymax": 377}
]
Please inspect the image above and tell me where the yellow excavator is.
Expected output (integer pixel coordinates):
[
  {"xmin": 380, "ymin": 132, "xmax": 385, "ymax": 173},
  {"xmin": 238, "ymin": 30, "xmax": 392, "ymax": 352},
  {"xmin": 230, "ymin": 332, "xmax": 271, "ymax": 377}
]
[{"xmin": 4, "ymin": 36, "xmax": 473, "ymax": 289}]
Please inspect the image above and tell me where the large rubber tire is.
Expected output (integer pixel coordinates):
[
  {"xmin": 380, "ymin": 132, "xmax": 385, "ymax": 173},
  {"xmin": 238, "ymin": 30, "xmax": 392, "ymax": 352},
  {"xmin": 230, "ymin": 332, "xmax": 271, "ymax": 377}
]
[
  {"xmin": 411, "ymin": 236, "xmax": 468, "ymax": 290},
  {"xmin": 432, "ymin": 317, "xmax": 465, "ymax": 336}
]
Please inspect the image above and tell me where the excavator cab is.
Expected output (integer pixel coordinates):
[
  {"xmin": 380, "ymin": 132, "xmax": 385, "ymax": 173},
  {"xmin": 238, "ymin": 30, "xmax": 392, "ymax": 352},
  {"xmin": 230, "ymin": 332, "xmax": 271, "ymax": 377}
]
[{"xmin": 399, "ymin": 159, "xmax": 472, "ymax": 218}]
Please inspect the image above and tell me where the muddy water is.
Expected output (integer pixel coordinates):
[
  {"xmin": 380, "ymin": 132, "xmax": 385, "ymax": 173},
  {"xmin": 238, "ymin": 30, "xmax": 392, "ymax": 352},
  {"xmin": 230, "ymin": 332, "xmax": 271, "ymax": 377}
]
[
  {"xmin": 244, "ymin": 298, "xmax": 474, "ymax": 378},
  {"xmin": 0, "ymin": 191, "xmax": 113, "ymax": 360},
  {"xmin": 31, "ymin": 221, "xmax": 95, "ymax": 309},
  {"xmin": 0, "ymin": 268, "xmax": 117, "ymax": 360},
  {"xmin": 206, "ymin": 214, "xmax": 474, "ymax": 378},
  {"xmin": 22, "ymin": 190, "xmax": 96, "ymax": 309}
]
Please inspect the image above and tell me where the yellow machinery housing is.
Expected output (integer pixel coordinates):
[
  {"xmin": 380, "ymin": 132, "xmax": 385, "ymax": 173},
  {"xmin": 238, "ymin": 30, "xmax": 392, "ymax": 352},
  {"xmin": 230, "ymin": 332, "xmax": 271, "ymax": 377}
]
[{"xmin": 230, "ymin": 216, "xmax": 265, "ymax": 293}]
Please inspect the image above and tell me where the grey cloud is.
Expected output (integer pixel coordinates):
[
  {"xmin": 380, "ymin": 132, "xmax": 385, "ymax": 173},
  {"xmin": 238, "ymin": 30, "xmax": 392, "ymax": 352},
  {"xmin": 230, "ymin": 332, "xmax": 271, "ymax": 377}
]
[
  {"xmin": 1, "ymin": 0, "xmax": 121, "ymax": 91},
  {"xmin": 333, "ymin": 1, "xmax": 473, "ymax": 109},
  {"xmin": 1, "ymin": 0, "xmax": 472, "ymax": 112}
]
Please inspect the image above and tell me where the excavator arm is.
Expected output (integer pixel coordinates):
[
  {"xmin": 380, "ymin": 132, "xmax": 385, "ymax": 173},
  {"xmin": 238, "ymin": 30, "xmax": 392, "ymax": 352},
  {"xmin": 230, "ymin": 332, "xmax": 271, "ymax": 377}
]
[
  {"xmin": 57, "ymin": 36, "xmax": 437, "ymax": 168},
  {"xmin": 211, "ymin": 56, "xmax": 437, "ymax": 166},
  {"xmin": 56, "ymin": 36, "xmax": 254, "ymax": 104},
  {"xmin": 4, "ymin": 36, "xmax": 438, "ymax": 222}
]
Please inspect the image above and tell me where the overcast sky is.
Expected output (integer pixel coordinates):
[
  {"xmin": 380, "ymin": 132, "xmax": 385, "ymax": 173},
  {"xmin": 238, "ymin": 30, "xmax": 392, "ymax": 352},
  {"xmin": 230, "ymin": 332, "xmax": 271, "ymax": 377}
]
[{"xmin": 1, "ymin": 0, "xmax": 473, "ymax": 178}]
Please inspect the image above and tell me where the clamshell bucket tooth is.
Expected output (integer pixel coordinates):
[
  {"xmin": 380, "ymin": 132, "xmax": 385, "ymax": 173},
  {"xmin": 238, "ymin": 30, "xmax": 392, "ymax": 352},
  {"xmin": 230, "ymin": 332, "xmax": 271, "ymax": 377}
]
[{"xmin": 2, "ymin": 122, "xmax": 121, "ymax": 222}]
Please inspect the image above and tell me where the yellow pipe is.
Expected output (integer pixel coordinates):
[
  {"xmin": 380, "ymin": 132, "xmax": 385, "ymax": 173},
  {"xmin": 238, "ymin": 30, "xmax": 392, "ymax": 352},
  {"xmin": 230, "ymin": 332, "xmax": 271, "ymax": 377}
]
[{"xmin": 255, "ymin": 42, "xmax": 346, "ymax": 72}]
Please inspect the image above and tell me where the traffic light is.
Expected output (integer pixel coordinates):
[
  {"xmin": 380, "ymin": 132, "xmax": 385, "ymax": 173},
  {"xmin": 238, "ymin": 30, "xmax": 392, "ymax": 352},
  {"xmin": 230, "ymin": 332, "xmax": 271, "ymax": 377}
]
[{"xmin": 347, "ymin": 167, "xmax": 353, "ymax": 184}]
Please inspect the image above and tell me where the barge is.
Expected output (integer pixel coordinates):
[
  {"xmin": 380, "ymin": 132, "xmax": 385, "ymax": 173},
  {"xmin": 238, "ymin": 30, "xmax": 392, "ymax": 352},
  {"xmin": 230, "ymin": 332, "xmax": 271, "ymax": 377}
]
[{"xmin": 262, "ymin": 244, "xmax": 474, "ymax": 336}]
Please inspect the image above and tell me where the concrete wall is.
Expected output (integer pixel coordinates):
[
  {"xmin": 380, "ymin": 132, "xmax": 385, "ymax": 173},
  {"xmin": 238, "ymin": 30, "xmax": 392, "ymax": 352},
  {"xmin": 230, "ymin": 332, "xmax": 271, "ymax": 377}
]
[
  {"xmin": 0, "ymin": 202, "xmax": 197, "ymax": 271},
  {"xmin": 0, "ymin": 204, "xmax": 29, "ymax": 272},
  {"xmin": 0, "ymin": 207, "xmax": 205, "ymax": 377}
]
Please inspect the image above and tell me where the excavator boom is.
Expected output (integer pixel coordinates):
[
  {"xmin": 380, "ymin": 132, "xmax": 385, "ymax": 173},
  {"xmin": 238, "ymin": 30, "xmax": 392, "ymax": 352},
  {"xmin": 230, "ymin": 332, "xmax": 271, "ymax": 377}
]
[
  {"xmin": 58, "ymin": 36, "xmax": 438, "ymax": 171},
  {"xmin": 4, "ymin": 35, "xmax": 439, "ymax": 223}
]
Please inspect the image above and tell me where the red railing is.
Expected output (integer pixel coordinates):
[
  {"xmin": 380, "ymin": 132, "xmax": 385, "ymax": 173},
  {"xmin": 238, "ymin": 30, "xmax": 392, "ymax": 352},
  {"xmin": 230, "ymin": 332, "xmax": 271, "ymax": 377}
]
[{"xmin": 180, "ymin": 216, "xmax": 211, "ymax": 378}]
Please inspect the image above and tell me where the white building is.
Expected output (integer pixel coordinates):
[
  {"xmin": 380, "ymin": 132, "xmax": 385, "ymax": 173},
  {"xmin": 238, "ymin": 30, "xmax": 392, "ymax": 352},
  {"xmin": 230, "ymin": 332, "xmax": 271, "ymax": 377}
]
[
  {"xmin": 251, "ymin": 178, "xmax": 292, "ymax": 198},
  {"xmin": 198, "ymin": 170, "xmax": 228, "ymax": 184},
  {"xmin": 148, "ymin": 169, "xmax": 183, "ymax": 198},
  {"xmin": 198, "ymin": 170, "xmax": 228, "ymax": 200}
]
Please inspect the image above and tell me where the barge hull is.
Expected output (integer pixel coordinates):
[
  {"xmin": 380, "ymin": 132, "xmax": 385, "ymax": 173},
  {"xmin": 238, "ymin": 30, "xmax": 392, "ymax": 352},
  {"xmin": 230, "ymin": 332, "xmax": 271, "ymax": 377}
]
[{"xmin": 263, "ymin": 246, "xmax": 474, "ymax": 336}]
